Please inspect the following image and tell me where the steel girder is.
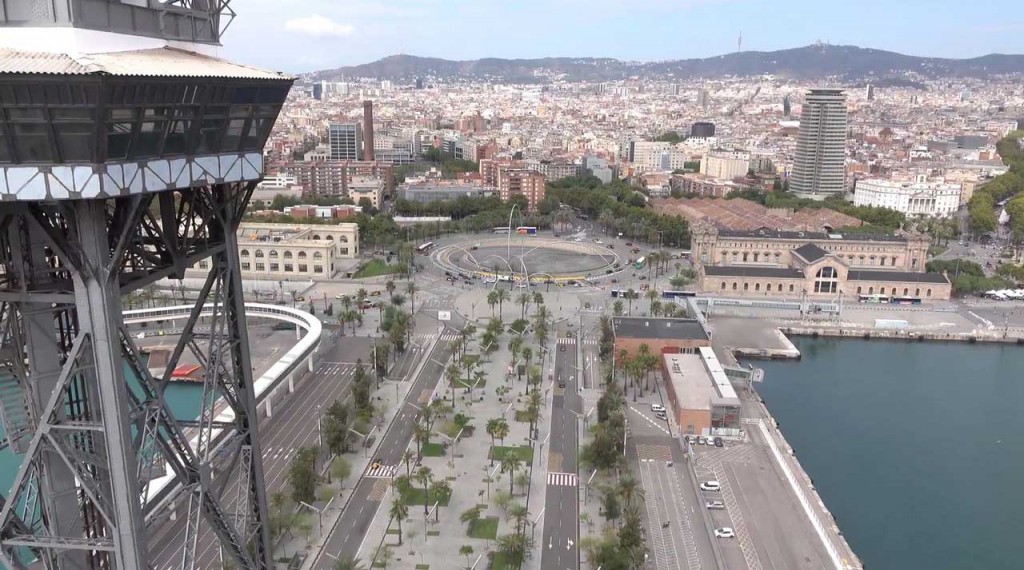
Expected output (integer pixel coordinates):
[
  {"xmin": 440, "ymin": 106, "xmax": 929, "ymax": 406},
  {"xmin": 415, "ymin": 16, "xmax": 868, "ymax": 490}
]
[{"xmin": 0, "ymin": 183, "xmax": 271, "ymax": 570}]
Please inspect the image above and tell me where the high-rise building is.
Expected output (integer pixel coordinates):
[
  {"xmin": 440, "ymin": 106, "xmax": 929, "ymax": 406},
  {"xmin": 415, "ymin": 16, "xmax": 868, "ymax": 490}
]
[
  {"xmin": 865, "ymin": 84, "xmax": 875, "ymax": 100},
  {"xmin": 312, "ymin": 82, "xmax": 323, "ymax": 100},
  {"xmin": 790, "ymin": 89, "xmax": 848, "ymax": 200},
  {"xmin": 783, "ymin": 95, "xmax": 792, "ymax": 117},
  {"xmin": 328, "ymin": 123, "xmax": 362, "ymax": 160},
  {"xmin": 691, "ymin": 122, "xmax": 716, "ymax": 138},
  {"xmin": 415, "ymin": 77, "xmax": 424, "ymax": 89},
  {"xmin": 697, "ymin": 89, "xmax": 709, "ymax": 108}
]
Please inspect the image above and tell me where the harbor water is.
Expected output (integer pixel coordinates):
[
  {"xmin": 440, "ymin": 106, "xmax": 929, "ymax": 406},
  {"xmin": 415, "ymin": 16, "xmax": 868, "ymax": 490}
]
[{"xmin": 753, "ymin": 338, "xmax": 1024, "ymax": 570}]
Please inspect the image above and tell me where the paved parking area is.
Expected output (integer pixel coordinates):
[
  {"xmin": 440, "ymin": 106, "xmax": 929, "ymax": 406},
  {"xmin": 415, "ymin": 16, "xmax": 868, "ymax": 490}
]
[
  {"xmin": 691, "ymin": 436, "xmax": 832, "ymax": 570},
  {"xmin": 636, "ymin": 454, "xmax": 705, "ymax": 570}
]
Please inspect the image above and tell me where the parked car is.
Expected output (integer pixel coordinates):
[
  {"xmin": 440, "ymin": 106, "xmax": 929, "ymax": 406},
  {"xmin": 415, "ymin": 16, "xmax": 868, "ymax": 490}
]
[
  {"xmin": 700, "ymin": 480, "xmax": 721, "ymax": 492},
  {"xmin": 697, "ymin": 436, "xmax": 707, "ymax": 445},
  {"xmin": 706, "ymin": 500, "xmax": 725, "ymax": 510},
  {"xmin": 651, "ymin": 404, "xmax": 666, "ymax": 413},
  {"xmin": 655, "ymin": 412, "xmax": 667, "ymax": 420},
  {"xmin": 714, "ymin": 527, "xmax": 735, "ymax": 539}
]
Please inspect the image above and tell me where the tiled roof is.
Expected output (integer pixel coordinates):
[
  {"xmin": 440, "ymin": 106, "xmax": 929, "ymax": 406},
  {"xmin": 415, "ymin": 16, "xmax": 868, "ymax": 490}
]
[
  {"xmin": 0, "ymin": 47, "xmax": 290, "ymax": 80},
  {"xmin": 793, "ymin": 243, "xmax": 828, "ymax": 263}
]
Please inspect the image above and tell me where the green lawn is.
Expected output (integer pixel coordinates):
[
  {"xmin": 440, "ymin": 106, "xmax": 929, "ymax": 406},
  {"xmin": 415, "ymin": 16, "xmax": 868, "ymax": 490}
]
[
  {"xmin": 421, "ymin": 442, "xmax": 446, "ymax": 457},
  {"xmin": 513, "ymin": 410, "xmax": 530, "ymax": 423},
  {"xmin": 468, "ymin": 516, "xmax": 499, "ymax": 539},
  {"xmin": 443, "ymin": 422, "xmax": 473, "ymax": 439},
  {"xmin": 353, "ymin": 259, "xmax": 401, "ymax": 278},
  {"xmin": 489, "ymin": 552, "xmax": 515, "ymax": 570},
  {"xmin": 489, "ymin": 445, "xmax": 534, "ymax": 463},
  {"xmin": 400, "ymin": 486, "xmax": 451, "ymax": 507}
]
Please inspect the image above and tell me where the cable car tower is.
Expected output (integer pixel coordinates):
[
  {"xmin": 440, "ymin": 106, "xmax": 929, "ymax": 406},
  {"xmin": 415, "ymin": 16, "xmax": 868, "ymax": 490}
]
[{"xmin": 0, "ymin": 1, "xmax": 292, "ymax": 568}]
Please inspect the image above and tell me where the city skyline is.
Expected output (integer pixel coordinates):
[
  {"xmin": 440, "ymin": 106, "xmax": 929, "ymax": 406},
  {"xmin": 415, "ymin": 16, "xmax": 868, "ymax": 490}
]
[{"xmin": 227, "ymin": 0, "xmax": 1024, "ymax": 73}]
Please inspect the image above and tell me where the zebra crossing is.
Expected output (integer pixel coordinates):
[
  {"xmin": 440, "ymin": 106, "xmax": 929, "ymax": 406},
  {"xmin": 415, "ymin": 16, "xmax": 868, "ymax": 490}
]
[
  {"xmin": 546, "ymin": 472, "xmax": 579, "ymax": 487},
  {"xmin": 409, "ymin": 332, "xmax": 461, "ymax": 343},
  {"xmin": 556, "ymin": 337, "xmax": 599, "ymax": 346},
  {"xmin": 366, "ymin": 464, "xmax": 398, "ymax": 479}
]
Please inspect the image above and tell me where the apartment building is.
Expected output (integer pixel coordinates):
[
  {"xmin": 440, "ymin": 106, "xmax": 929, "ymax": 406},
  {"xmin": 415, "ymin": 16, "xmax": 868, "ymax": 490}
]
[
  {"xmin": 701, "ymin": 149, "xmax": 751, "ymax": 180},
  {"xmin": 499, "ymin": 169, "xmax": 546, "ymax": 212},
  {"xmin": 191, "ymin": 222, "xmax": 359, "ymax": 279},
  {"xmin": 853, "ymin": 177, "xmax": 962, "ymax": 218}
]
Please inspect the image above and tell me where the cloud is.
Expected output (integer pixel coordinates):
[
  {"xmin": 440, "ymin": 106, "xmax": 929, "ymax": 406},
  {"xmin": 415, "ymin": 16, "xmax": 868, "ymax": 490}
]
[{"xmin": 284, "ymin": 15, "xmax": 354, "ymax": 37}]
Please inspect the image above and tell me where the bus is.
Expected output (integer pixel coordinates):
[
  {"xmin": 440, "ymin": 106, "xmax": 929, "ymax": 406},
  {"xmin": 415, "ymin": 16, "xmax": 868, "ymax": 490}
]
[
  {"xmin": 516, "ymin": 226, "xmax": 538, "ymax": 236},
  {"xmin": 890, "ymin": 296, "xmax": 922, "ymax": 305},
  {"xmin": 858, "ymin": 294, "xmax": 889, "ymax": 303},
  {"xmin": 493, "ymin": 226, "xmax": 511, "ymax": 234},
  {"xmin": 634, "ymin": 257, "xmax": 647, "ymax": 270},
  {"xmin": 661, "ymin": 290, "xmax": 697, "ymax": 300},
  {"xmin": 416, "ymin": 241, "xmax": 434, "ymax": 253}
]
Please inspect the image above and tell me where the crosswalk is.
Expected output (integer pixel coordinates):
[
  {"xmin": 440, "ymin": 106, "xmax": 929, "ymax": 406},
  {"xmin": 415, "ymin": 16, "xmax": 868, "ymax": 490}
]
[
  {"xmin": 546, "ymin": 472, "xmax": 579, "ymax": 486},
  {"xmin": 409, "ymin": 332, "xmax": 461, "ymax": 343},
  {"xmin": 366, "ymin": 464, "xmax": 398, "ymax": 479},
  {"xmin": 556, "ymin": 337, "xmax": 599, "ymax": 346}
]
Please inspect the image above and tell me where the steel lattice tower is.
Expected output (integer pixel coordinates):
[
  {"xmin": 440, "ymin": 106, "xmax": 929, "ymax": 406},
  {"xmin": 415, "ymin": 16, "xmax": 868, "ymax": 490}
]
[{"xmin": 0, "ymin": 1, "xmax": 293, "ymax": 568}]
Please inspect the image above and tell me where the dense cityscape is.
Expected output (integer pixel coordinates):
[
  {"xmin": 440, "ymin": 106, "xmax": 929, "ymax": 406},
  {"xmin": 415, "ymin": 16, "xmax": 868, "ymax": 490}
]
[{"xmin": 1, "ymin": 2, "xmax": 1023, "ymax": 570}]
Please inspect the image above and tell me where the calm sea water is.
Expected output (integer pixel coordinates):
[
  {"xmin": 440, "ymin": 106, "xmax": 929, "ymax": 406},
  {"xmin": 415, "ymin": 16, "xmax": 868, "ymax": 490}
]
[{"xmin": 753, "ymin": 338, "xmax": 1024, "ymax": 570}]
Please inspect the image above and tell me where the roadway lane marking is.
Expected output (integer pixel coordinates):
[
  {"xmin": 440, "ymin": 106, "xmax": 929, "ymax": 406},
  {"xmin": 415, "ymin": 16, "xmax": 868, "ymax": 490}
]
[
  {"xmin": 629, "ymin": 405, "xmax": 671, "ymax": 436},
  {"xmin": 546, "ymin": 472, "xmax": 579, "ymax": 486},
  {"xmin": 366, "ymin": 464, "xmax": 398, "ymax": 479}
]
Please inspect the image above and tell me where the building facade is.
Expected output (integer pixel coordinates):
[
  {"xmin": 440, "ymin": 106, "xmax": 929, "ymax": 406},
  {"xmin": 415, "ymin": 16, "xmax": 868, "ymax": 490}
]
[
  {"xmin": 278, "ymin": 160, "xmax": 393, "ymax": 198},
  {"xmin": 192, "ymin": 222, "xmax": 359, "ymax": 279},
  {"xmin": 611, "ymin": 317, "xmax": 711, "ymax": 357},
  {"xmin": 669, "ymin": 173, "xmax": 741, "ymax": 197},
  {"xmin": 790, "ymin": 89, "xmax": 848, "ymax": 200},
  {"xmin": 661, "ymin": 348, "xmax": 741, "ymax": 437},
  {"xmin": 853, "ymin": 178, "xmax": 962, "ymax": 218},
  {"xmin": 498, "ymin": 168, "xmax": 546, "ymax": 212},
  {"xmin": 328, "ymin": 123, "xmax": 362, "ymax": 160},
  {"xmin": 692, "ymin": 224, "xmax": 950, "ymax": 300},
  {"xmin": 691, "ymin": 122, "xmax": 716, "ymax": 138},
  {"xmin": 701, "ymin": 149, "xmax": 750, "ymax": 180}
]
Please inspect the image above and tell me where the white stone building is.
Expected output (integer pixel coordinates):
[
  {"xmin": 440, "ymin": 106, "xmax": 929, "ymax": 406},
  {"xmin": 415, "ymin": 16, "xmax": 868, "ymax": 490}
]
[{"xmin": 853, "ymin": 177, "xmax": 962, "ymax": 218}]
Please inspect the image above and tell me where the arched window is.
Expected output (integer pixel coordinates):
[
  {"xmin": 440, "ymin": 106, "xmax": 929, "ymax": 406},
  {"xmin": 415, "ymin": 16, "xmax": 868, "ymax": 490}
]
[
  {"xmin": 857, "ymin": 286, "xmax": 862, "ymax": 294},
  {"xmin": 753, "ymin": 253, "xmax": 759, "ymax": 262},
  {"xmin": 326, "ymin": 235, "xmax": 334, "ymax": 241},
  {"xmin": 312, "ymin": 234, "xmax": 321, "ymax": 240},
  {"xmin": 755, "ymin": 283, "xmax": 761, "ymax": 292},
  {"xmin": 774, "ymin": 252, "xmax": 781, "ymax": 263},
  {"xmin": 814, "ymin": 266, "xmax": 839, "ymax": 294},
  {"xmin": 240, "ymin": 249, "xmax": 250, "ymax": 257},
  {"xmin": 859, "ymin": 255, "xmax": 865, "ymax": 264},
  {"xmin": 269, "ymin": 250, "xmax": 279, "ymax": 258},
  {"xmin": 284, "ymin": 251, "xmax": 293, "ymax": 259},
  {"xmin": 298, "ymin": 252, "xmax": 307, "ymax": 259},
  {"xmin": 903, "ymin": 288, "xmax": 908, "ymax": 296},
  {"xmin": 789, "ymin": 284, "xmax": 794, "ymax": 292},
  {"xmin": 721, "ymin": 282, "xmax": 726, "ymax": 290},
  {"xmin": 732, "ymin": 252, "xmax": 738, "ymax": 262},
  {"xmin": 742, "ymin": 252, "xmax": 749, "ymax": 262},
  {"xmin": 869, "ymin": 286, "xmax": 874, "ymax": 294},
  {"xmin": 340, "ymin": 235, "xmax": 349, "ymax": 243},
  {"xmin": 255, "ymin": 250, "xmax": 264, "ymax": 258},
  {"xmin": 915, "ymin": 288, "xmax": 920, "ymax": 296},
  {"xmin": 926, "ymin": 288, "xmax": 932, "ymax": 297},
  {"xmin": 891, "ymin": 287, "xmax": 897, "ymax": 295},
  {"xmin": 732, "ymin": 282, "xmax": 738, "ymax": 290},
  {"xmin": 743, "ymin": 283, "xmax": 749, "ymax": 291},
  {"xmin": 313, "ymin": 252, "xmax": 323, "ymax": 259}
]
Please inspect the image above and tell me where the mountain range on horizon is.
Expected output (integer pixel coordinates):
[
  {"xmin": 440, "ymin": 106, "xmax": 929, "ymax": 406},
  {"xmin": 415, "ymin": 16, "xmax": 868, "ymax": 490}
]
[{"xmin": 307, "ymin": 44, "xmax": 1024, "ymax": 84}]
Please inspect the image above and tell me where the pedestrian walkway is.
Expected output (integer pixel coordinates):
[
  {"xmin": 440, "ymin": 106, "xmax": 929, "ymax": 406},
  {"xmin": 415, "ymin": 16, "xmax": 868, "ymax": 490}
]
[
  {"xmin": 555, "ymin": 336, "xmax": 598, "ymax": 346},
  {"xmin": 546, "ymin": 472, "xmax": 579, "ymax": 487},
  {"xmin": 408, "ymin": 332, "xmax": 461, "ymax": 343},
  {"xmin": 365, "ymin": 464, "xmax": 397, "ymax": 479}
]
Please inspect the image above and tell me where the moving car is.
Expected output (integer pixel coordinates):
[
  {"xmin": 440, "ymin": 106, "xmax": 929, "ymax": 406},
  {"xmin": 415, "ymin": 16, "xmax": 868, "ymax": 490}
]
[
  {"xmin": 700, "ymin": 480, "xmax": 721, "ymax": 492},
  {"xmin": 714, "ymin": 527, "xmax": 735, "ymax": 538},
  {"xmin": 655, "ymin": 411, "xmax": 667, "ymax": 420},
  {"xmin": 558, "ymin": 379, "xmax": 566, "ymax": 388},
  {"xmin": 651, "ymin": 404, "xmax": 666, "ymax": 413},
  {"xmin": 714, "ymin": 437, "xmax": 724, "ymax": 448},
  {"xmin": 706, "ymin": 500, "xmax": 725, "ymax": 510},
  {"xmin": 559, "ymin": 344, "xmax": 566, "ymax": 352}
]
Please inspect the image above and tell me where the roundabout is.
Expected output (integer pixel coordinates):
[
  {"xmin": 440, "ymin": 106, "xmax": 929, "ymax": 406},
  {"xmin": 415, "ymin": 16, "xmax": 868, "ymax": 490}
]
[{"xmin": 431, "ymin": 236, "xmax": 628, "ymax": 283}]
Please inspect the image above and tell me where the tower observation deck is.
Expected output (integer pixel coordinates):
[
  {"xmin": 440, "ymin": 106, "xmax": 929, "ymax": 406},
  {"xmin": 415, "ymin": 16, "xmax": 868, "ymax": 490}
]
[{"xmin": 0, "ymin": 1, "xmax": 293, "ymax": 568}]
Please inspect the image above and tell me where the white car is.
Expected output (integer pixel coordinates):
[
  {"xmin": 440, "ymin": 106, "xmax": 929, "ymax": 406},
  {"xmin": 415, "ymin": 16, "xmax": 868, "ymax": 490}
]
[
  {"xmin": 651, "ymin": 404, "xmax": 666, "ymax": 413},
  {"xmin": 714, "ymin": 527, "xmax": 735, "ymax": 538},
  {"xmin": 483, "ymin": 277, "xmax": 497, "ymax": 284},
  {"xmin": 700, "ymin": 480, "xmax": 721, "ymax": 492},
  {"xmin": 705, "ymin": 500, "xmax": 725, "ymax": 510}
]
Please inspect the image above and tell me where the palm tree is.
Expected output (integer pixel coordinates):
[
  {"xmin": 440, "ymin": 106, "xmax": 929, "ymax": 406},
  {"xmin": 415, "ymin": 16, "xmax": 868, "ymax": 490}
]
[
  {"xmin": 532, "ymin": 291, "xmax": 544, "ymax": 306},
  {"xmin": 385, "ymin": 280, "xmax": 396, "ymax": 300},
  {"xmin": 417, "ymin": 466, "xmax": 433, "ymax": 517},
  {"xmin": 356, "ymin": 288, "xmax": 368, "ymax": 305},
  {"xmin": 651, "ymin": 300, "xmax": 663, "ymax": 317},
  {"xmin": 521, "ymin": 347, "xmax": 533, "ymax": 390},
  {"xmin": 405, "ymin": 281, "xmax": 417, "ymax": 313},
  {"xmin": 625, "ymin": 289, "xmax": 637, "ymax": 315},
  {"xmin": 487, "ymin": 289, "xmax": 500, "ymax": 317},
  {"xmin": 645, "ymin": 289, "xmax": 659, "ymax": 313},
  {"xmin": 486, "ymin": 418, "xmax": 502, "ymax": 452},
  {"xmin": 337, "ymin": 311, "xmax": 349, "ymax": 336},
  {"xmin": 619, "ymin": 474, "xmax": 643, "ymax": 509},
  {"xmin": 497, "ymin": 288, "xmax": 511, "ymax": 319},
  {"xmin": 517, "ymin": 292, "xmax": 532, "ymax": 319},
  {"xmin": 389, "ymin": 497, "xmax": 408, "ymax": 545},
  {"xmin": 598, "ymin": 210, "xmax": 616, "ymax": 235},
  {"xmin": 332, "ymin": 557, "xmax": 366, "ymax": 570},
  {"xmin": 446, "ymin": 363, "xmax": 461, "ymax": 406},
  {"xmin": 613, "ymin": 300, "xmax": 623, "ymax": 316},
  {"xmin": 500, "ymin": 454, "xmax": 522, "ymax": 495},
  {"xmin": 414, "ymin": 424, "xmax": 430, "ymax": 462},
  {"xmin": 507, "ymin": 502, "xmax": 529, "ymax": 535},
  {"xmin": 401, "ymin": 449, "xmax": 414, "ymax": 477}
]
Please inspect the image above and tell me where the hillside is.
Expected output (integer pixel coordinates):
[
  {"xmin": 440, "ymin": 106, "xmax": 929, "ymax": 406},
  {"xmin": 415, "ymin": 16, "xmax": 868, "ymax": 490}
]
[{"xmin": 309, "ymin": 44, "xmax": 1024, "ymax": 82}]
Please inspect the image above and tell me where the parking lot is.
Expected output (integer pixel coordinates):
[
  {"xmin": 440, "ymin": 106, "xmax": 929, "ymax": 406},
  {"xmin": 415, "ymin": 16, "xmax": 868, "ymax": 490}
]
[{"xmin": 690, "ymin": 432, "xmax": 832, "ymax": 570}]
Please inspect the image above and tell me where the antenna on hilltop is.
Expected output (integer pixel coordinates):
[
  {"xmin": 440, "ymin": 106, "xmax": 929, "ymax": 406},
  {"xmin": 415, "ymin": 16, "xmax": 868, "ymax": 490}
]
[{"xmin": 738, "ymin": 31, "xmax": 743, "ymax": 53}]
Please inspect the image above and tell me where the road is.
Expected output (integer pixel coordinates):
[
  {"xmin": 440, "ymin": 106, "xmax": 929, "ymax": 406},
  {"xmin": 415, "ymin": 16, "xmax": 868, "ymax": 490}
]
[
  {"xmin": 148, "ymin": 334, "xmax": 373, "ymax": 568},
  {"xmin": 540, "ymin": 338, "xmax": 580, "ymax": 570},
  {"xmin": 312, "ymin": 325, "xmax": 455, "ymax": 568}
]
